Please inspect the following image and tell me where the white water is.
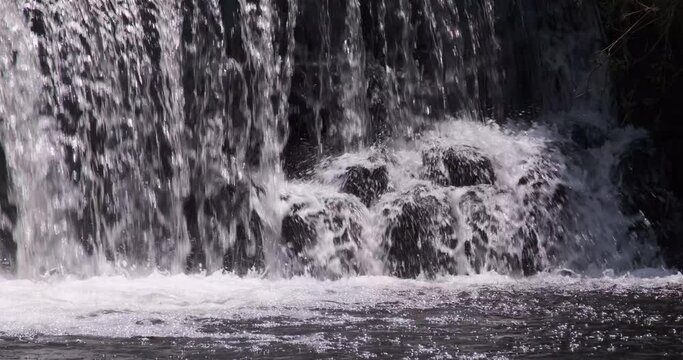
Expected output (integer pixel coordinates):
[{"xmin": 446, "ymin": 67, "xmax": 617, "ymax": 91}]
[
  {"xmin": 0, "ymin": 271, "xmax": 681, "ymax": 339},
  {"xmin": 0, "ymin": 0, "xmax": 669, "ymax": 280},
  {"xmin": 1, "ymin": 1, "xmax": 681, "ymax": 357},
  {"xmin": 280, "ymin": 115, "xmax": 658, "ymax": 278}
]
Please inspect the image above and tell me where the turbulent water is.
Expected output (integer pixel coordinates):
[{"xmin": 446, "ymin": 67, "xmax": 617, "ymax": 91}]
[
  {"xmin": 1, "ymin": 273, "xmax": 682, "ymax": 358},
  {"xmin": 0, "ymin": 0, "xmax": 680, "ymax": 358}
]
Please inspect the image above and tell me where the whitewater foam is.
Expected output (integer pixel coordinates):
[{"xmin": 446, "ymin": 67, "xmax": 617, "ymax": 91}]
[{"xmin": 0, "ymin": 271, "xmax": 681, "ymax": 339}]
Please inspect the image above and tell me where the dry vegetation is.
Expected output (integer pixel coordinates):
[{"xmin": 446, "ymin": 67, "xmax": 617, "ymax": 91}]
[{"xmin": 597, "ymin": 0, "xmax": 683, "ymax": 128}]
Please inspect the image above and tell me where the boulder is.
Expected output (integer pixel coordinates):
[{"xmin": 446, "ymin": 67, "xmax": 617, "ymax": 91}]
[
  {"xmin": 340, "ymin": 165, "xmax": 389, "ymax": 207},
  {"xmin": 517, "ymin": 166, "xmax": 570, "ymax": 210},
  {"xmin": 281, "ymin": 195, "xmax": 366, "ymax": 276},
  {"xmin": 422, "ymin": 146, "xmax": 495, "ymax": 187},
  {"xmin": 281, "ymin": 203, "xmax": 317, "ymax": 255},
  {"xmin": 514, "ymin": 156, "xmax": 574, "ymax": 275},
  {"xmin": 382, "ymin": 186, "xmax": 458, "ymax": 278},
  {"xmin": 456, "ymin": 187, "xmax": 542, "ymax": 275}
]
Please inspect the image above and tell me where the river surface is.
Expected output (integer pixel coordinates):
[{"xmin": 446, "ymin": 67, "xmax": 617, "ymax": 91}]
[{"xmin": 1, "ymin": 272, "xmax": 682, "ymax": 359}]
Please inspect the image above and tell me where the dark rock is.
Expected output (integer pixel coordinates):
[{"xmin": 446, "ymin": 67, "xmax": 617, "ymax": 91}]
[
  {"xmin": 0, "ymin": 143, "xmax": 17, "ymax": 274},
  {"xmin": 422, "ymin": 146, "xmax": 495, "ymax": 187},
  {"xmin": 205, "ymin": 183, "xmax": 264, "ymax": 275},
  {"xmin": 281, "ymin": 195, "xmax": 365, "ymax": 276},
  {"xmin": 570, "ymin": 122, "xmax": 607, "ymax": 149},
  {"xmin": 366, "ymin": 62, "xmax": 390, "ymax": 143},
  {"xmin": 613, "ymin": 139, "xmax": 683, "ymax": 269},
  {"xmin": 340, "ymin": 165, "xmax": 389, "ymax": 207},
  {"xmin": 458, "ymin": 189, "xmax": 496, "ymax": 274},
  {"xmin": 517, "ymin": 153, "xmax": 571, "ymax": 210},
  {"xmin": 222, "ymin": 209, "xmax": 265, "ymax": 276},
  {"xmin": 0, "ymin": 223, "xmax": 16, "ymax": 273},
  {"xmin": 183, "ymin": 182, "xmax": 266, "ymax": 275},
  {"xmin": 281, "ymin": 203, "xmax": 317, "ymax": 255},
  {"xmin": 515, "ymin": 155, "xmax": 575, "ymax": 274},
  {"xmin": 479, "ymin": 228, "xmax": 540, "ymax": 277},
  {"xmin": 457, "ymin": 186, "xmax": 544, "ymax": 276},
  {"xmin": 182, "ymin": 195, "xmax": 204, "ymax": 272},
  {"xmin": 518, "ymin": 228, "xmax": 541, "ymax": 276},
  {"xmin": 382, "ymin": 186, "xmax": 458, "ymax": 278},
  {"xmin": 282, "ymin": 71, "xmax": 320, "ymax": 180}
]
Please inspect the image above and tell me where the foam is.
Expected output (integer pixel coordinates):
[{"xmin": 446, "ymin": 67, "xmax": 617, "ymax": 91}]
[{"xmin": 1, "ymin": 272, "xmax": 681, "ymax": 338}]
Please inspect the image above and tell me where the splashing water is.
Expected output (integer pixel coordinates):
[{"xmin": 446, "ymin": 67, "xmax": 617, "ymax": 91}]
[
  {"xmin": 1, "ymin": 1, "xmax": 681, "ymax": 358},
  {"xmin": 0, "ymin": 0, "xmax": 669, "ymax": 280}
]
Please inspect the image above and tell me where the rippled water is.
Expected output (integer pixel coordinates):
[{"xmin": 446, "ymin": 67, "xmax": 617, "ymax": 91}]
[{"xmin": 1, "ymin": 272, "xmax": 682, "ymax": 358}]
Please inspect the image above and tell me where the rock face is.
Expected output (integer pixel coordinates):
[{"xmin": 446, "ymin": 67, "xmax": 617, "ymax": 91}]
[
  {"xmin": 281, "ymin": 195, "xmax": 366, "ymax": 277},
  {"xmin": 183, "ymin": 182, "xmax": 265, "ymax": 275},
  {"xmin": 514, "ymin": 155, "xmax": 572, "ymax": 276},
  {"xmin": 456, "ymin": 186, "xmax": 546, "ymax": 276},
  {"xmin": 422, "ymin": 146, "xmax": 496, "ymax": 187},
  {"xmin": 457, "ymin": 189, "xmax": 496, "ymax": 274},
  {"xmin": 569, "ymin": 122, "xmax": 607, "ymax": 149},
  {"xmin": 221, "ymin": 209, "xmax": 265, "ymax": 276},
  {"xmin": 0, "ymin": 144, "xmax": 17, "ymax": 273},
  {"xmin": 614, "ymin": 139, "xmax": 683, "ymax": 269},
  {"xmin": 340, "ymin": 165, "xmax": 389, "ymax": 207},
  {"xmin": 282, "ymin": 71, "xmax": 322, "ymax": 180},
  {"xmin": 382, "ymin": 186, "xmax": 458, "ymax": 278}
]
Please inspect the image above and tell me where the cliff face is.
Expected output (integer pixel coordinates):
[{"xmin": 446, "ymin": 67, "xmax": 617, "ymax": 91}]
[{"xmin": 599, "ymin": 0, "xmax": 683, "ymax": 268}]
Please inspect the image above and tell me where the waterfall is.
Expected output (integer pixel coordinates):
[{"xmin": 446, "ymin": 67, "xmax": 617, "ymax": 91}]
[{"xmin": 0, "ymin": 0, "xmax": 665, "ymax": 279}]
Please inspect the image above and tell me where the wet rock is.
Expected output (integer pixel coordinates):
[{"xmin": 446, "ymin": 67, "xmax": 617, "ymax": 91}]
[
  {"xmin": 479, "ymin": 228, "xmax": 539, "ymax": 277},
  {"xmin": 422, "ymin": 146, "xmax": 496, "ymax": 187},
  {"xmin": 458, "ymin": 189, "xmax": 496, "ymax": 274},
  {"xmin": 518, "ymin": 177, "xmax": 570, "ymax": 210},
  {"xmin": 382, "ymin": 186, "xmax": 458, "ymax": 278},
  {"xmin": 282, "ymin": 71, "xmax": 320, "ymax": 180},
  {"xmin": 281, "ymin": 203, "xmax": 317, "ymax": 255},
  {"xmin": 281, "ymin": 195, "xmax": 365, "ymax": 277},
  {"xmin": 366, "ymin": 62, "xmax": 390, "ymax": 143},
  {"xmin": 340, "ymin": 165, "xmax": 389, "ymax": 207},
  {"xmin": 514, "ymin": 155, "xmax": 574, "ymax": 275},
  {"xmin": 183, "ymin": 182, "xmax": 266, "ymax": 275},
  {"xmin": 614, "ymin": 139, "xmax": 683, "ymax": 269},
  {"xmin": 518, "ymin": 228, "xmax": 541, "ymax": 276},
  {"xmin": 206, "ymin": 184, "xmax": 265, "ymax": 276},
  {"xmin": 182, "ymin": 195, "xmax": 204, "ymax": 272},
  {"xmin": 0, "ymin": 143, "xmax": 17, "ymax": 274},
  {"xmin": 570, "ymin": 122, "xmax": 607, "ymax": 149},
  {"xmin": 222, "ymin": 209, "xmax": 265, "ymax": 276},
  {"xmin": 457, "ymin": 186, "xmax": 543, "ymax": 276},
  {"xmin": 0, "ymin": 217, "xmax": 16, "ymax": 273}
]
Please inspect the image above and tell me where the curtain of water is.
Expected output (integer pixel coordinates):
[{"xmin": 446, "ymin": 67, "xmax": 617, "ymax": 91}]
[{"xmin": 0, "ymin": 0, "xmax": 661, "ymax": 278}]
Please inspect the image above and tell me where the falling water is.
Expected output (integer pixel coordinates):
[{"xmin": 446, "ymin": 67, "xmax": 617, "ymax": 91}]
[
  {"xmin": 0, "ymin": 0, "xmax": 667, "ymax": 279},
  {"xmin": 3, "ymin": 1, "xmax": 683, "ymax": 358}
]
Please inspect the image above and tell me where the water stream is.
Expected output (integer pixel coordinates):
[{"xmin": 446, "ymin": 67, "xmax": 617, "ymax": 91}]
[{"xmin": 1, "ymin": 0, "xmax": 680, "ymax": 358}]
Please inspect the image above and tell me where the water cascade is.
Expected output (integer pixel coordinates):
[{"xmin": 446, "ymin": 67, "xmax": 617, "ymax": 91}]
[{"xmin": 0, "ymin": 0, "xmax": 666, "ymax": 279}]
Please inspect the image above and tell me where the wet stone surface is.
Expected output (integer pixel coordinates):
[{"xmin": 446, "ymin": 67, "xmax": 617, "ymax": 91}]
[
  {"xmin": 281, "ymin": 195, "xmax": 366, "ymax": 277},
  {"xmin": 382, "ymin": 186, "xmax": 459, "ymax": 278},
  {"xmin": 422, "ymin": 146, "xmax": 496, "ymax": 188},
  {"xmin": 340, "ymin": 165, "xmax": 390, "ymax": 207}
]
